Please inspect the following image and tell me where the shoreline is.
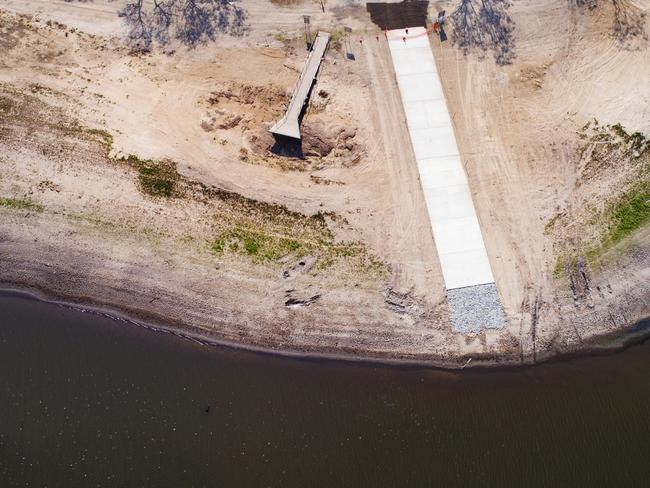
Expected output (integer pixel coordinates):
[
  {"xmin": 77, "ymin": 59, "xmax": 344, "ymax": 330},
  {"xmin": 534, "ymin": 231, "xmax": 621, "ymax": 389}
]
[{"xmin": 2, "ymin": 282, "xmax": 649, "ymax": 372}]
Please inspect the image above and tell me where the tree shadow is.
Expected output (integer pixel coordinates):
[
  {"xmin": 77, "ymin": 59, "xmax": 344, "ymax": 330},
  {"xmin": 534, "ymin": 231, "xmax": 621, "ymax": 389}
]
[
  {"xmin": 450, "ymin": 0, "xmax": 516, "ymax": 66},
  {"xmin": 120, "ymin": 0, "xmax": 250, "ymax": 52}
]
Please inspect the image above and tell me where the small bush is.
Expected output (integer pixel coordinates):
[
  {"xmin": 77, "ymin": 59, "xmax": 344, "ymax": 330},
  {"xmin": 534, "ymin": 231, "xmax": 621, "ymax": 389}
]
[
  {"xmin": 330, "ymin": 29, "xmax": 345, "ymax": 44},
  {"xmin": 607, "ymin": 182, "xmax": 650, "ymax": 243},
  {"xmin": 85, "ymin": 128, "xmax": 114, "ymax": 152},
  {"xmin": 0, "ymin": 197, "xmax": 43, "ymax": 212},
  {"xmin": 212, "ymin": 226, "xmax": 306, "ymax": 262},
  {"xmin": 126, "ymin": 155, "xmax": 179, "ymax": 197}
]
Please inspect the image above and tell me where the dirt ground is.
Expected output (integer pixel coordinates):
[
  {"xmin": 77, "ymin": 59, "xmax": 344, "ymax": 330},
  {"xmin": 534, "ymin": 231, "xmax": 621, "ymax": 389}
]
[{"xmin": 0, "ymin": 0, "xmax": 648, "ymax": 366}]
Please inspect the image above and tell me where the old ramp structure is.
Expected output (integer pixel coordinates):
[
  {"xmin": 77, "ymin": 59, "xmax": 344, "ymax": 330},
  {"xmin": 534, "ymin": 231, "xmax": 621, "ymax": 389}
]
[
  {"xmin": 270, "ymin": 31, "xmax": 330, "ymax": 140},
  {"xmin": 386, "ymin": 27, "xmax": 504, "ymax": 333}
]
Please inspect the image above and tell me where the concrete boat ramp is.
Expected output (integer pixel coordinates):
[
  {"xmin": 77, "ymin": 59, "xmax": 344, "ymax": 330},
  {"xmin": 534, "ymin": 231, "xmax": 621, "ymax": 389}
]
[
  {"xmin": 386, "ymin": 27, "xmax": 504, "ymax": 333},
  {"xmin": 270, "ymin": 31, "xmax": 330, "ymax": 140}
]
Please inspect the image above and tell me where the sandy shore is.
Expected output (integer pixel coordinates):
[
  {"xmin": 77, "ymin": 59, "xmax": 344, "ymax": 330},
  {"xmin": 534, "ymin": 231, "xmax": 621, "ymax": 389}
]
[
  {"xmin": 2, "ymin": 284, "xmax": 649, "ymax": 371},
  {"xmin": 1, "ymin": 1, "xmax": 648, "ymax": 366}
]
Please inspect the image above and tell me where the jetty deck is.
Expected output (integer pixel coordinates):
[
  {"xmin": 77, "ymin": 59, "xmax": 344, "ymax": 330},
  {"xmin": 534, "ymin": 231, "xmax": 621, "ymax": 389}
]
[{"xmin": 270, "ymin": 31, "xmax": 330, "ymax": 140}]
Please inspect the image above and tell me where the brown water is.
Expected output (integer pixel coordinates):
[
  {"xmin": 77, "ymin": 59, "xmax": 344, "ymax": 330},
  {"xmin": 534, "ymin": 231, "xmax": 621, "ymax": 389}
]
[
  {"xmin": 366, "ymin": 1, "xmax": 429, "ymax": 31},
  {"xmin": 1, "ymin": 291, "xmax": 649, "ymax": 487}
]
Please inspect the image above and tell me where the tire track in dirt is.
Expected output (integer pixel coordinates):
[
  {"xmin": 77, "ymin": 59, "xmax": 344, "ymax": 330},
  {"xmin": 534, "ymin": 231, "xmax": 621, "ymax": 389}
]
[{"xmin": 362, "ymin": 32, "xmax": 446, "ymax": 304}]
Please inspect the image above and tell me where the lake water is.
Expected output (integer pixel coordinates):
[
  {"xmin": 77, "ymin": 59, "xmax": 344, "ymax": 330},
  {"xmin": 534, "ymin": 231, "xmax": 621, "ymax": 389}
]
[{"xmin": 1, "ymin": 291, "xmax": 649, "ymax": 487}]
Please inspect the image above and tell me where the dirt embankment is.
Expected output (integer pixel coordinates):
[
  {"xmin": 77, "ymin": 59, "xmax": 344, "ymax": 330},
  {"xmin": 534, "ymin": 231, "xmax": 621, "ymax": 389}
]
[
  {"xmin": 0, "ymin": 76, "xmax": 457, "ymax": 362},
  {"xmin": 0, "ymin": 7, "xmax": 468, "ymax": 365},
  {"xmin": 433, "ymin": 0, "xmax": 649, "ymax": 359},
  {"xmin": 199, "ymin": 80, "xmax": 363, "ymax": 169},
  {"xmin": 0, "ymin": 0, "xmax": 648, "ymax": 367}
]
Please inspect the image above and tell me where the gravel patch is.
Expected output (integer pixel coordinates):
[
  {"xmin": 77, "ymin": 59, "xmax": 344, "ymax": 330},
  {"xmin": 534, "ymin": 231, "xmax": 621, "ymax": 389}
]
[{"xmin": 448, "ymin": 283, "xmax": 504, "ymax": 334}]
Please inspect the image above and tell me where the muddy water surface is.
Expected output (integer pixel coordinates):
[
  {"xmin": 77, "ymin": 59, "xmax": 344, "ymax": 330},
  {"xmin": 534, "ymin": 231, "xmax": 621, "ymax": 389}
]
[{"xmin": 1, "ymin": 291, "xmax": 649, "ymax": 487}]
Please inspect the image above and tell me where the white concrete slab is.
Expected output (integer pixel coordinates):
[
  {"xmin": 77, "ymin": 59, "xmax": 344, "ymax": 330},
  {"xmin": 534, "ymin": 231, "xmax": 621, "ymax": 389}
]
[
  {"xmin": 394, "ymin": 73, "xmax": 444, "ymax": 102},
  {"xmin": 417, "ymin": 157, "xmax": 468, "ymax": 190},
  {"xmin": 387, "ymin": 27, "xmax": 495, "ymax": 290},
  {"xmin": 438, "ymin": 250, "xmax": 495, "ymax": 290},
  {"xmin": 390, "ymin": 50, "xmax": 436, "ymax": 75},
  {"xmin": 410, "ymin": 126, "xmax": 459, "ymax": 159},
  {"xmin": 424, "ymin": 186, "xmax": 477, "ymax": 223}
]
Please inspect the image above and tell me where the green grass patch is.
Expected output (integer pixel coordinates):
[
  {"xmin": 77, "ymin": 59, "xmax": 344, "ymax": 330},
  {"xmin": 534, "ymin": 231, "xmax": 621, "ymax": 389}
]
[
  {"xmin": 211, "ymin": 223, "xmax": 386, "ymax": 277},
  {"xmin": 0, "ymin": 82, "xmax": 385, "ymax": 278},
  {"xmin": 195, "ymin": 181, "xmax": 334, "ymax": 242},
  {"xmin": 0, "ymin": 197, "xmax": 43, "ymax": 212},
  {"xmin": 125, "ymin": 155, "xmax": 179, "ymax": 198},
  {"xmin": 316, "ymin": 242, "xmax": 385, "ymax": 272},
  {"xmin": 610, "ymin": 123, "xmax": 647, "ymax": 154},
  {"xmin": 552, "ymin": 257, "xmax": 565, "ymax": 279},
  {"xmin": 212, "ymin": 226, "xmax": 306, "ymax": 262},
  {"xmin": 606, "ymin": 181, "xmax": 650, "ymax": 243},
  {"xmin": 551, "ymin": 122, "xmax": 650, "ymax": 271},
  {"xmin": 329, "ymin": 28, "xmax": 346, "ymax": 46},
  {"xmin": 582, "ymin": 180, "xmax": 650, "ymax": 266}
]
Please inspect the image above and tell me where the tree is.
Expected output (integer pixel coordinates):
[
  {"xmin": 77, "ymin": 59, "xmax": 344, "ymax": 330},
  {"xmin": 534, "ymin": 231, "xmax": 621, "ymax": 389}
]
[
  {"xmin": 611, "ymin": 0, "xmax": 647, "ymax": 44},
  {"xmin": 119, "ymin": 0, "xmax": 248, "ymax": 51},
  {"xmin": 571, "ymin": 0, "xmax": 647, "ymax": 44},
  {"xmin": 450, "ymin": 0, "xmax": 516, "ymax": 65},
  {"xmin": 573, "ymin": 0, "xmax": 598, "ymax": 9},
  {"xmin": 120, "ymin": 0, "xmax": 154, "ymax": 51}
]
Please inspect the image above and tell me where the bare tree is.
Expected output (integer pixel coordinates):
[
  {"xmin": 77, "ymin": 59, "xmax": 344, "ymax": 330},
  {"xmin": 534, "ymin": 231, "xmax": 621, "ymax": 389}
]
[
  {"xmin": 573, "ymin": 0, "xmax": 598, "ymax": 9},
  {"xmin": 119, "ymin": 0, "xmax": 248, "ymax": 51},
  {"xmin": 120, "ymin": 0, "xmax": 154, "ymax": 51},
  {"xmin": 450, "ymin": 0, "xmax": 516, "ymax": 65},
  {"xmin": 611, "ymin": 0, "xmax": 647, "ymax": 44},
  {"xmin": 152, "ymin": 0, "xmax": 174, "ymax": 45}
]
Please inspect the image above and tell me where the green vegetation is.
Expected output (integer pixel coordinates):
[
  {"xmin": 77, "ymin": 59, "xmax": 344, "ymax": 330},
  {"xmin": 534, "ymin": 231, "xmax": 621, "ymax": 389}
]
[
  {"xmin": 60, "ymin": 124, "xmax": 175, "ymax": 200},
  {"xmin": 610, "ymin": 123, "xmax": 648, "ymax": 155},
  {"xmin": 328, "ymin": 28, "xmax": 347, "ymax": 50},
  {"xmin": 204, "ymin": 184, "xmax": 385, "ymax": 272},
  {"xmin": 605, "ymin": 181, "xmax": 650, "ymax": 243},
  {"xmin": 591, "ymin": 124, "xmax": 650, "ymax": 249},
  {"xmin": 211, "ymin": 220, "xmax": 386, "ymax": 275},
  {"xmin": 0, "ymin": 197, "xmax": 43, "ymax": 212},
  {"xmin": 84, "ymin": 127, "xmax": 114, "ymax": 152},
  {"xmin": 577, "ymin": 120, "xmax": 648, "ymax": 161},
  {"xmin": 582, "ymin": 180, "xmax": 650, "ymax": 266},
  {"xmin": 212, "ymin": 226, "xmax": 303, "ymax": 262},
  {"xmin": 0, "ymin": 81, "xmax": 385, "ymax": 279},
  {"xmin": 553, "ymin": 258, "xmax": 565, "ymax": 279},
  {"xmin": 317, "ymin": 242, "xmax": 385, "ymax": 272},
  {"xmin": 551, "ymin": 122, "xmax": 650, "ymax": 276},
  {"xmin": 125, "ymin": 155, "xmax": 179, "ymax": 198}
]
